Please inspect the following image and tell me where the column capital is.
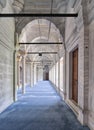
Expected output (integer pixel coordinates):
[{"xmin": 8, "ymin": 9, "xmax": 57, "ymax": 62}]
[
  {"xmin": 18, "ymin": 50, "xmax": 26, "ymax": 56},
  {"xmin": 17, "ymin": 56, "xmax": 21, "ymax": 62},
  {"xmin": 22, "ymin": 55, "xmax": 26, "ymax": 61}
]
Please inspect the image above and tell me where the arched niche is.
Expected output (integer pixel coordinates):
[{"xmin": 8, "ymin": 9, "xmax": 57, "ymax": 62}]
[{"xmin": 0, "ymin": 0, "xmax": 6, "ymax": 8}]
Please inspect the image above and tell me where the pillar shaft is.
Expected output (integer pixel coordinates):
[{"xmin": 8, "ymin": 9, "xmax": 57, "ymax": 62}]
[
  {"xmin": 55, "ymin": 63, "xmax": 57, "ymax": 85},
  {"xmin": 13, "ymin": 51, "xmax": 17, "ymax": 101},
  {"xmin": 34, "ymin": 64, "xmax": 37, "ymax": 85},
  {"xmin": 17, "ymin": 58, "xmax": 20, "ymax": 88},
  {"xmin": 30, "ymin": 63, "xmax": 34, "ymax": 87},
  {"xmin": 58, "ymin": 59, "xmax": 60, "ymax": 90},
  {"xmin": 22, "ymin": 56, "xmax": 26, "ymax": 94},
  {"xmin": 36, "ymin": 67, "xmax": 38, "ymax": 82}
]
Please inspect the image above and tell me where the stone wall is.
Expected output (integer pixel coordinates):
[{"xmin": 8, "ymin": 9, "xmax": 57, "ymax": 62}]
[
  {"xmin": 88, "ymin": 0, "xmax": 94, "ymax": 130},
  {"xmin": 64, "ymin": 0, "xmax": 89, "ymax": 126},
  {"xmin": 0, "ymin": 0, "xmax": 15, "ymax": 112},
  {"xmin": 88, "ymin": 21, "xmax": 94, "ymax": 130}
]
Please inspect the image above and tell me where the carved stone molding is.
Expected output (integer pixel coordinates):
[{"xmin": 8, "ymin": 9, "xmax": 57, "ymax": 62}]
[
  {"xmin": 0, "ymin": 0, "xmax": 6, "ymax": 12},
  {"xmin": 0, "ymin": 0, "xmax": 6, "ymax": 8},
  {"xmin": 12, "ymin": 0, "xmax": 24, "ymax": 13}
]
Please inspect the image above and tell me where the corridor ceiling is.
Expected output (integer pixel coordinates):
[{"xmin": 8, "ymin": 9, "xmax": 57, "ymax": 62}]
[
  {"xmin": 13, "ymin": 0, "xmax": 67, "ymax": 67},
  {"xmin": 14, "ymin": 0, "xmax": 67, "ymax": 35}
]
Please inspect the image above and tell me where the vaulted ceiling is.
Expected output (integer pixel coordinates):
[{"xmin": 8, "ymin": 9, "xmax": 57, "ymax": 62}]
[
  {"xmin": 12, "ymin": 0, "xmax": 67, "ymax": 67},
  {"xmin": 13, "ymin": 0, "xmax": 67, "ymax": 35}
]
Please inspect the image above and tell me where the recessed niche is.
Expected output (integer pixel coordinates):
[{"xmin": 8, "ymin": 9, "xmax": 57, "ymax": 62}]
[{"xmin": 0, "ymin": 0, "xmax": 6, "ymax": 8}]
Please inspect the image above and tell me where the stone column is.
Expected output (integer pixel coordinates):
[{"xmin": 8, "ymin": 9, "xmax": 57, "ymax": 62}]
[
  {"xmin": 58, "ymin": 59, "xmax": 60, "ymax": 91},
  {"xmin": 53, "ymin": 65, "xmax": 55, "ymax": 84},
  {"xmin": 33, "ymin": 63, "xmax": 34, "ymax": 86},
  {"xmin": 13, "ymin": 50, "xmax": 17, "ymax": 101},
  {"xmin": 53, "ymin": 66, "xmax": 55, "ymax": 83},
  {"xmin": 55, "ymin": 63, "xmax": 57, "ymax": 86},
  {"xmin": 62, "ymin": 49, "xmax": 66, "ymax": 100},
  {"xmin": 17, "ymin": 56, "xmax": 21, "ymax": 89},
  {"xmin": 34, "ymin": 63, "xmax": 37, "ymax": 85},
  {"xmin": 13, "ymin": 31, "xmax": 20, "ymax": 101},
  {"xmin": 51, "ymin": 67, "xmax": 53, "ymax": 82},
  {"xmin": 54, "ymin": 55, "xmax": 57, "ymax": 86},
  {"xmin": 36, "ymin": 67, "xmax": 38, "ymax": 82},
  {"xmin": 22, "ymin": 55, "xmax": 26, "ymax": 94},
  {"xmin": 30, "ymin": 63, "xmax": 34, "ymax": 87}
]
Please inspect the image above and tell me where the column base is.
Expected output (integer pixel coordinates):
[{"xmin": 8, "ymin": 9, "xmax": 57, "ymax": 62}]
[
  {"xmin": 22, "ymin": 88, "xmax": 25, "ymax": 94},
  {"xmin": 78, "ymin": 108, "xmax": 88, "ymax": 125}
]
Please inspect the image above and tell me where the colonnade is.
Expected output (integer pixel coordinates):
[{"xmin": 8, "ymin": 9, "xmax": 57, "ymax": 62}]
[
  {"xmin": 17, "ymin": 56, "xmax": 39, "ymax": 94},
  {"xmin": 16, "ymin": 54, "xmax": 65, "ymax": 99},
  {"xmin": 49, "ymin": 57, "xmax": 65, "ymax": 99}
]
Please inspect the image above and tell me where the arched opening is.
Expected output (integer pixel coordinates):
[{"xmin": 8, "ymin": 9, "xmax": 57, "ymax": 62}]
[{"xmin": 17, "ymin": 18, "xmax": 63, "ymax": 96}]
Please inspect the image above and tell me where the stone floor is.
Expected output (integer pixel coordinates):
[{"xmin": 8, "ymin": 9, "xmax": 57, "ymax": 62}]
[{"xmin": 0, "ymin": 81, "xmax": 90, "ymax": 130}]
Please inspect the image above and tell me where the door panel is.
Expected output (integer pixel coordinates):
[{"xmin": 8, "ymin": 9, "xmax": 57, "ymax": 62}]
[
  {"xmin": 45, "ymin": 72, "xmax": 49, "ymax": 80},
  {"xmin": 72, "ymin": 48, "xmax": 78, "ymax": 103}
]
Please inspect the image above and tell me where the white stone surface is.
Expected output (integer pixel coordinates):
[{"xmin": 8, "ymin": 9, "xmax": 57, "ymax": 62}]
[{"xmin": 0, "ymin": 1, "xmax": 15, "ymax": 112}]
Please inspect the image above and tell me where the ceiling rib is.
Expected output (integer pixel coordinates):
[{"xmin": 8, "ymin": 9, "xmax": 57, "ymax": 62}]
[
  {"xmin": 48, "ymin": 0, "xmax": 54, "ymax": 41},
  {"xmin": 38, "ymin": 19, "xmax": 41, "ymax": 39}
]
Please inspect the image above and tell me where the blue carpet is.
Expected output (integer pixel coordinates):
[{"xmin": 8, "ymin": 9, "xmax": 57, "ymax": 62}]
[{"xmin": 0, "ymin": 81, "xmax": 90, "ymax": 130}]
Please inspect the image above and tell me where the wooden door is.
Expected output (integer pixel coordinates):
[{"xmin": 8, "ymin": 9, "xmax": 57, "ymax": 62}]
[
  {"xmin": 72, "ymin": 48, "xmax": 78, "ymax": 103},
  {"xmin": 45, "ymin": 72, "xmax": 49, "ymax": 80}
]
